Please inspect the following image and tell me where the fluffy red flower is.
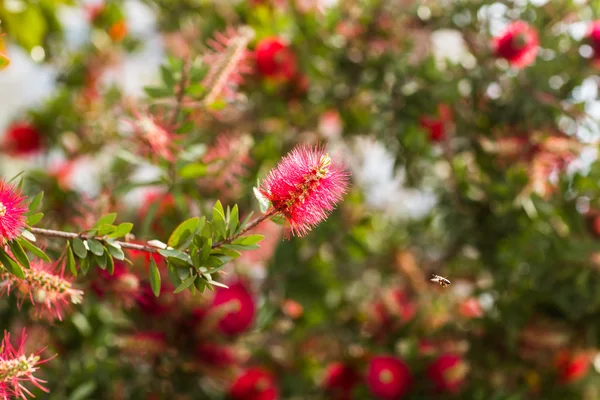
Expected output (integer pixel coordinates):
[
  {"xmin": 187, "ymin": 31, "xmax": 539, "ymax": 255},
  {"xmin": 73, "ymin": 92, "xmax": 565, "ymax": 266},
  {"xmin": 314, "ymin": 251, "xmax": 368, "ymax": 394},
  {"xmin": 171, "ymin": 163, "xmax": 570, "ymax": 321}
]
[
  {"xmin": 3, "ymin": 123, "xmax": 43, "ymax": 156},
  {"xmin": 322, "ymin": 362, "xmax": 361, "ymax": 400},
  {"xmin": 554, "ymin": 350, "xmax": 591, "ymax": 384},
  {"xmin": 427, "ymin": 353, "xmax": 468, "ymax": 393},
  {"xmin": 229, "ymin": 368, "xmax": 278, "ymax": 400},
  {"xmin": 211, "ymin": 280, "xmax": 256, "ymax": 336},
  {"xmin": 492, "ymin": 21, "xmax": 539, "ymax": 68},
  {"xmin": 255, "ymin": 37, "xmax": 297, "ymax": 81},
  {"xmin": 0, "ymin": 181, "xmax": 27, "ymax": 244},
  {"xmin": 259, "ymin": 145, "xmax": 350, "ymax": 237},
  {"xmin": 366, "ymin": 355, "xmax": 412, "ymax": 399},
  {"xmin": 0, "ymin": 329, "xmax": 53, "ymax": 400},
  {"xmin": 589, "ymin": 20, "xmax": 600, "ymax": 65},
  {"xmin": 0, "ymin": 260, "xmax": 83, "ymax": 321}
]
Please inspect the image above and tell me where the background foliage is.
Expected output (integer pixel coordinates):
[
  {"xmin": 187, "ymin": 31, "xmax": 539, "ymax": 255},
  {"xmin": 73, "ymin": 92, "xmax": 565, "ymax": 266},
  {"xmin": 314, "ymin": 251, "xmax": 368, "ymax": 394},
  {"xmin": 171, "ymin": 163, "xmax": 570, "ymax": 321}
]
[{"xmin": 2, "ymin": 0, "xmax": 600, "ymax": 399}]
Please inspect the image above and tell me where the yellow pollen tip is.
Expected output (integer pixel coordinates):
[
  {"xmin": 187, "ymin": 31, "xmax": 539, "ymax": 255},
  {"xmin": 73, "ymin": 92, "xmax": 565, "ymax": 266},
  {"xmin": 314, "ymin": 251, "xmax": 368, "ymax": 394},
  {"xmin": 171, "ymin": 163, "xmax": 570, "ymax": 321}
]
[
  {"xmin": 0, "ymin": 202, "xmax": 6, "ymax": 218},
  {"xmin": 380, "ymin": 369, "xmax": 393, "ymax": 384}
]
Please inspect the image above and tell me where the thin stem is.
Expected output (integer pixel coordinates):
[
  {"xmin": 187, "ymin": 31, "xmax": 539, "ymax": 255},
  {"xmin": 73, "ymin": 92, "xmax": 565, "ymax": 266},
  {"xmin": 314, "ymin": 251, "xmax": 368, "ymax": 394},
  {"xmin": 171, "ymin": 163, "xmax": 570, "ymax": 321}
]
[
  {"xmin": 170, "ymin": 58, "xmax": 190, "ymax": 127},
  {"xmin": 29, "ymin": 227, "xmax": 161, "ymax": 254},
  {"xmin": 212, "ymin": 209, "xmax": 279, "ymax": 248}
]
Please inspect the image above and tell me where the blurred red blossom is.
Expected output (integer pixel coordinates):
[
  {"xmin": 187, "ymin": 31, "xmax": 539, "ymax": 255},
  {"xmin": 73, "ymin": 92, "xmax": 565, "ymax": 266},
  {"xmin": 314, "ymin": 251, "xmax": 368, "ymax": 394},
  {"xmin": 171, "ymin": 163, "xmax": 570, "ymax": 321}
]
[
  {"xmin": 554, "ymin": 349, "xmax": 592, "ymax": 384},
  {"xmin": 117, "ymin": 331, "xmax": 168, "ymax": 360},
  {"xmin": 427, "ymin": 353, "xmax": 469, "ymax": 393},
  {"xmin": 3, "ymin": 123, "xmax": 43, "ymax": 157},
  {"xmin": 0, "ymin": 180, "xmax": 27, "ymax": 243},
  {"xmin": 229, "ymin": 367, "xmax": 278, "ymax": 400},
  {"xmin": 135, "ymin": 281, "xmax": 178, "ymax": 316},
  {"xmin": 195, "ymin": 343, "xmax": 238, "ymax": 368},
  {"xmin": 459, "ymin": 297, "xmax": 484, "ymax": 319},
  {"xmin": 0, "ymin": 329, "xmax": 53, "ymax": 400},
  {"xmin": 419, "ymin": 104, "xmax": 453, "ymax": 143},
  {"xmin": 0, "ymin": 260, "xmax": 83, "ymax": 321},
  {"xmin": 210, "ymin": 280, "xmax": 256, "ymax": 336},
  {"xmin": 90, "ymin": 261, "xmax": 140, "ymax": 307},
  {"xmin": 322, "ymin": 362, "xmax": 361, "ymax": 400},
  {"xmin": 366, "ymin": 355, "xmax": 412, "ymax": 399},
  {"xmin": 126, "ymin": 111, "xmax": 178, "ymax": 162},
  {"xmin": 492, "ymin": 21, "xmax": 539, "ymax": 68},
  {"xmin": 255, "ymin": 37, "xmax": 297, "ymax": 82},
  {"xmin": 259, "ymin": 145, "xmax": 350, "ymax": 237},
  {"xmin": 589, "ymin": 20, "xmax": 600, "ymax": 65}
]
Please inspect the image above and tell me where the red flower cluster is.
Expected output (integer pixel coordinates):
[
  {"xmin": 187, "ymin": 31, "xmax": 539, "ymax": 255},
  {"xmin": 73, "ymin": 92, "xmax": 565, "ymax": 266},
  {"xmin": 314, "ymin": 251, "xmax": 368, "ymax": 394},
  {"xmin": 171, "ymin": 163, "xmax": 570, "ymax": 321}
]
[
  {"xmin": 590, "ymin": 20, "xmax": 600, "ymax": 65},
  {"xmin": 419, "ymin": 104, "xmax": 453, "ymax": 143},
  {"xmin": 366, "ymin": 355, "xmax": 412, "ymax": 399},
  {"xmin": 255, "ymin": 37, "xmax": 297, "ymax": 82},
  {"xmin": 0, "ymin": 181, "xmax": 27, "ymax": 244},
  {"xmin": 322, "ymin": 362, "xmax": 361, "ymax": 400},
  {"xmin": 492, "ymin": 21, "xmax": 539, "ymax": 68},
  {"xmin": 229, "ymin": 368, "xmax": 278, "ymax": 400},
  {"xmin": 554, "ymin": 349, "xmax": 592, "ymax": 384}
]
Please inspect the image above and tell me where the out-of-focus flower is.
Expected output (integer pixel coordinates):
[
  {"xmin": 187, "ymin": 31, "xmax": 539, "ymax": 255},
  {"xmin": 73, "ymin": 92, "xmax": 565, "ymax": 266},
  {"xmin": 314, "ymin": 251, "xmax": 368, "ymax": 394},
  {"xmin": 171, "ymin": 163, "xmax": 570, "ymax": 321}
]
[
  {"xmin": 195, "ymin": 343, "xmax": 238, "ymax": 368},
  {"xmin": 322, "ymin": 362, "xmax": 361, "ymax": 400},
  {"xmin": 3, "ymin": 123, "xmax": 43, "ymax": 157},
  {"xmin": 126, "ymin": 111, "xmax": 178, "ymax": 162},
  {"xmin": 259, "ymin": 145, "xmax": 350, "ymax": 237},
  {"xmin": 210, "ymin": 280, "xmax": 256, "ymax": 336},
  {"xmin": 0, "ymin": 180, "xmax": 27, "ymax": 244},
  {"xmin": 366, "ymin": 355, "xmax": 412, "ymax": 399},
  {"xmin": 138, "ymin": 191, "xmax": 179, "ymax": 238},
  {"xmin": 117, "ymin": 331, "xmax": 167, "ymax": 360},
  {"xmin": 108, "ymin": 20, "xmax": 128, "ymax": 42},
  {"xmin": 90, "ymin": 261, "xmax": 140, "ymax": 307},
  {"xmin": 0, "ymin": 260, "xmax": 83, "ymax": 321},
  {"xmin": 367, "ymin": 288, "xmax": 416, "ymax": 336},
  {"xmin": 255, "ymin": 37, "xmax": 297, "ymax": 82},
  {"xmin": 203, "ymin": 27, "xmax": 253, "ymax": 106},
  {"xmin": 135, "ymin": 281, "xmax": 177, "ymax": 316},
  {"xmin": 492, "ymin": 21, "xmax": 539, "ymax": 68},
  {"xmin": 200, "ymin": 134, "xmax": 253, "ymax": 199},
  {"xmin": 554, "ymin": 349, "xmax": 592, "ymax": 384},
  {"xmin": 459, "ymin": 298, "xmax": 484, "ymax": 319},
  {"xmin": 0, "ymin": 329, "xmax": 53, "ymax": 400},
  {"xmin": 281, "ymin": 299, "xmax": 304, "ymax": 320},
  {"xmin": 427, "ymin": 353, "xmax": 468, "ymax": 393},
  {"xmin": 588, "ymin": 20, "xmax": 600, "ymax": 65},
  {"xmin": 419, "ymin": 104, "xmax": 453, "ymax": 143},
  {"xmin": 319, "ymin": 110, "xmax": 343, "ymax": 139},
  {"xmin": 229, "ymin": 367, "xmax": 278, "ymax": 400}
]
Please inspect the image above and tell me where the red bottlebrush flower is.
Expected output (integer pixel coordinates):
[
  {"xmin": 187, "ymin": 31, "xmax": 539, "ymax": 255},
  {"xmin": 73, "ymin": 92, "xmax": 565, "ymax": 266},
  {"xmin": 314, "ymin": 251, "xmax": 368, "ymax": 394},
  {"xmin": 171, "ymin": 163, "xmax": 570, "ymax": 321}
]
[
  {"xmin": 4, "ymin": 123, "xmax": 43, "ymax": 156},
  {"xmin": 589, "ymin": 21, "xmax": 600, "ymax": 65},
  {"xmin": 126, "ymin": 111, "xmax": 178, "ymax": 162},
  {"xmin": 200, "ymin": 134, "xmax": 253, "ymax": 199},
  {"xmin": 0, "ymin": 181, "xmax": 27, "ymax": 244},
  {"xmin": 492, "ymin": 21, "xmax": 539, "ymax": 68},
  {"xmin": 0, "ymin": 329, "xmax": 53, "ymax": 400},
  {"xmin": 0, "ymin": 260, "xmax": 83, "ymax": 321},
  {"xmin": 117, "ymin": 331, "xmax": 167, "ymax": 360},
  {"xmin": 419, "ymin": 104, "xmax": 453, "ymax": 143},
  {"xmin": 255, "ymin": 37, "xmax": 297, "ymax": 81},
  {"xmin": 554, "ymin": 350, "xmax": 592, "ymax": 384},
  {"xmin": 211, "ymin": 280, "xmax": 256, "ymax": 336},
  {"xmin": 195, "ymin": 343, "xmax": 237, "ymax": 367},
  {"xmin": 427, "ymin": 353, "xmax": 469, "ymax": 393},
  {"xmin": 203, "ymin": 27, "xmax": 253, "ymax": 106},
  {"xmin": 259, "ymin": 145, "xmax": 350, "ymax": 237},
  {"xmin": 229, "ymin": 368, "xmax": 278, "ymax": 400},
  {"xmin": 90, "ymin": 261, "xmax": 140, "ymax": 306},
  {"xmin": 366, "ymin": 355, "xmax": 412, "ymax": 399},
  {"xmin": 459, "ymin": 297, "xmax": 484, "ymax": 319},
  {"xmin": 322, "ymin": 362, "xmax": 361, "ymax": 400}
]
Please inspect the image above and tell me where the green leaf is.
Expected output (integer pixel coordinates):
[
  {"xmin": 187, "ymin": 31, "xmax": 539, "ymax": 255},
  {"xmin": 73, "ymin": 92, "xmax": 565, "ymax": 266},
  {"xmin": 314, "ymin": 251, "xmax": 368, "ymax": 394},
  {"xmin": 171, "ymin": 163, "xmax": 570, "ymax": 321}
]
[
  {"xmin": 80, "ymin": 257, "xmax": 90, "ymax": 275},
  {"xmin": 144, "ymin": 86, "xmax": 171, "ymax": 98},
  {"xmin": 173, "ymin": 274, "xmax": 197, "ymax": 293},
  {"xmin": 212, "ymin": 200, "xmax": 227, "ymax": 239},
  {"xmin": 168, "ymin": 217, "xmax": 200, "ymax": 249},
  {"xmin": 95, "ymin": 224, "xmax": 116, "ymax": 236},
  {"xmin": 20, "ymin": 229, "xmax": 36, "ymax": 242},
  {"xmin": 87, "ymin": 239, "xmax": 104, "ymax": 256},
  {"xmin": 8, "ymin": 240, "xmax": 29, "ymax": 269},
  {"xmin": 106, "ymin": 253, "xmax": 114, "ymax": 275},
  {"xmin": 26, "ymin": 213, "xmax": 44, "ymax": 226},
  {"xmin": 107, "ymin": 223, "xmax": 133, "ymax": 239},
  {"xmin": 69, "ymin": 381, "xmax": 97, "ymax": 400},
  {"xmin": 200, "ymin": 237, "xmax": 212, "ymax": 264},
  {"xmin": 179, "ymin": 163, "xmax": 208, "ymax": 179},
  {"xmin": 167, "ymin": 263, "xmax": 181, "ymax": 286},
  {"xmin": 253, "ymin": 187, "xmax": 271, "ymax": 213},
  {"xmin": 72, "ymin": 238, "xmax": 88, "ymax": 259},
  {"xmin": 20, "ymin": 239, "xmax": 51, "ymax": 262},
  {"xmin": 231, "ymin": 234, "xmax": 265, "ymax": 246},
  {"xmin": 106, "ymin": 244, "xmax": 125, "ymax": 260},
  {"xmin": 95, "ymin": 252, "xmax": 107, "ymax": 270},
  {"xmin": 94, "ymin": 213, "xmax": 117, "ymax": 229},
  {"xmin": 149, "ymin": 257, "xmax": 161, "ymax": 297},
  {"xmin": 158, "ymin": 249, "xmax": 191, "ymax": 263},
  {"xmin": 66, "ymin": 243, "xmax": 77, "ymax": 276},
  {"xmin": 0, "ymin": 249, "xmax": 24, "ymax": 279},
  {"xmin": 27, "ymin": 192, "xmax": 44, "ymax": 214},
  {"xmin": 160, "ymin": 65, "xmax": 175, "ymax": 87},
  {"xmin": 236, "ymin": 212, "xmax": 254, "ymax": 235},
  {"xmin": 229, "ymin": 205, "xmax": 239, "ymax": 236}
]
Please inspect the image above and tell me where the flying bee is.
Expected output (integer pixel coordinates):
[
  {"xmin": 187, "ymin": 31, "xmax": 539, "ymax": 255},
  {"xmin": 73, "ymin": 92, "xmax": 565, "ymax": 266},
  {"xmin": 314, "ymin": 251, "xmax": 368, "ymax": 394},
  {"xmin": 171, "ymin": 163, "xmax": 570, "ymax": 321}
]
[{"xmin": 430, "ymin": 274, "xmax": 451, "ymax": 288}]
